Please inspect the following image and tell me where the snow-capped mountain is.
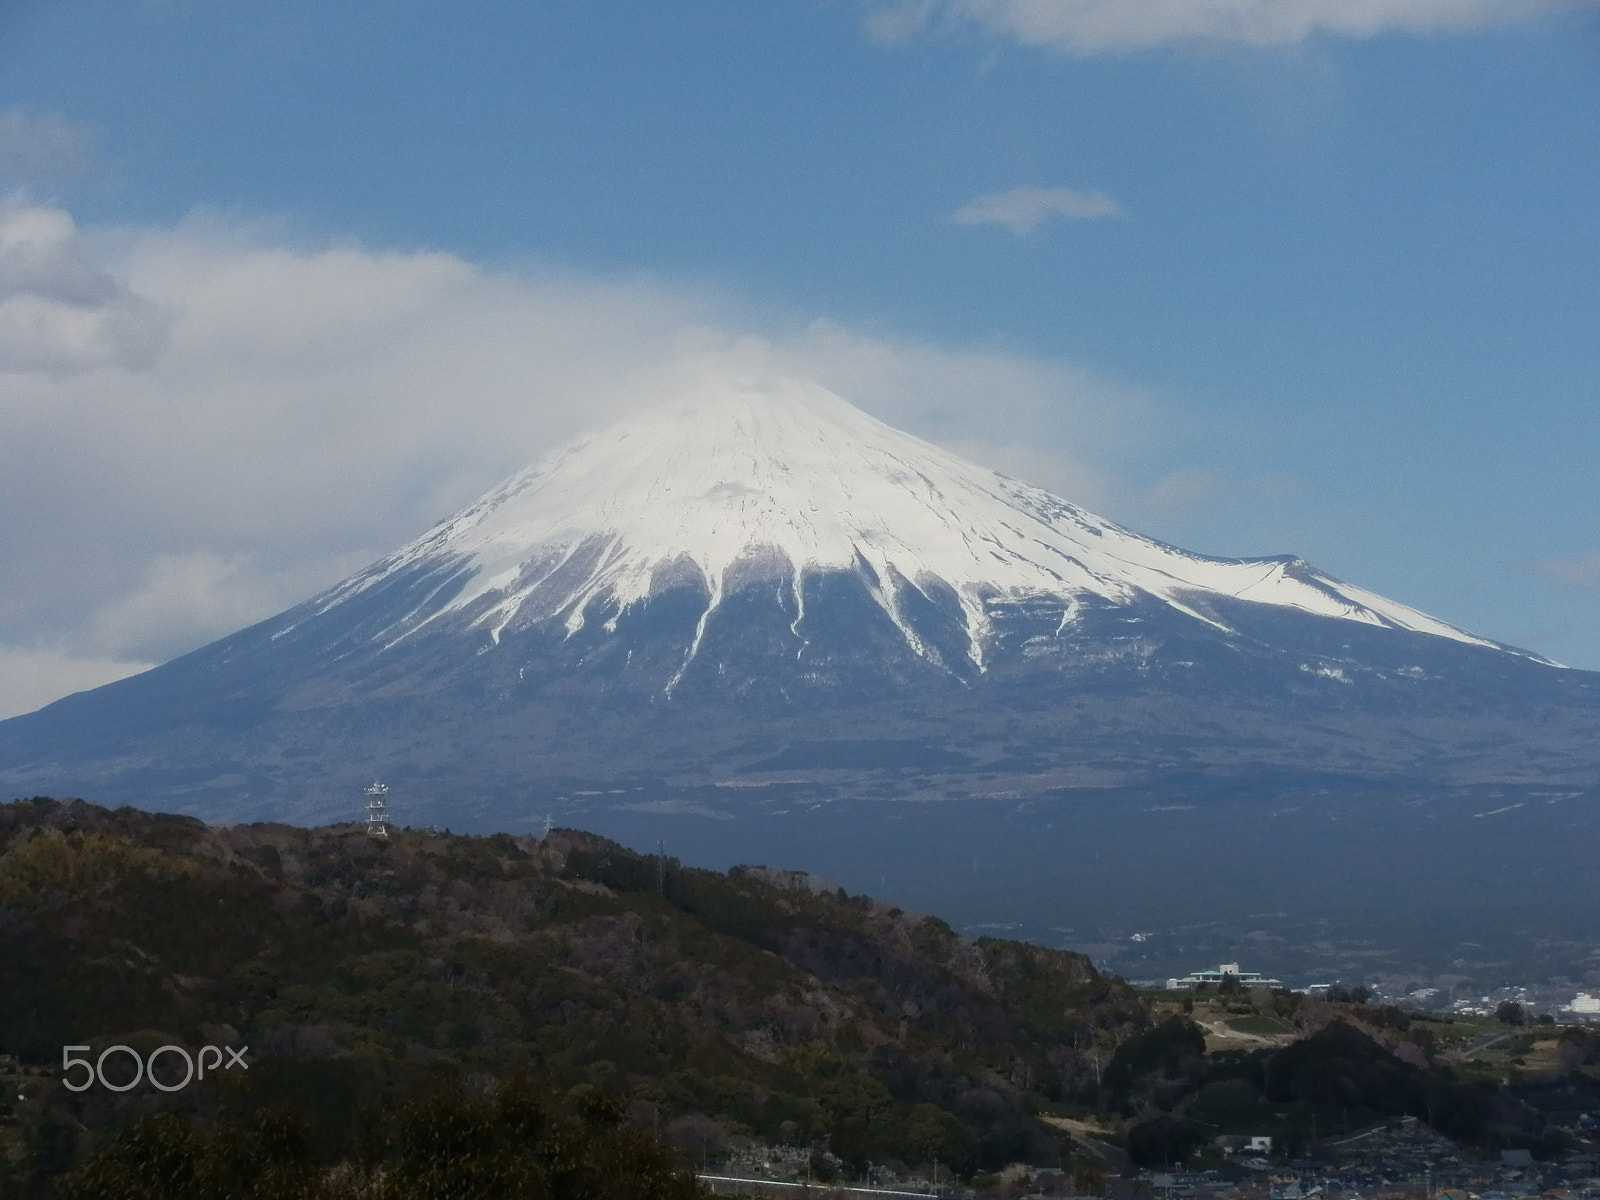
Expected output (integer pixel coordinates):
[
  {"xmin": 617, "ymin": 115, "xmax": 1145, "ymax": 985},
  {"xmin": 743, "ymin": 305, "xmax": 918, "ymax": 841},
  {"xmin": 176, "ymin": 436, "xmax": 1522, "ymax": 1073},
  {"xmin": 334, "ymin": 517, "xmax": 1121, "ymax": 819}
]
[
  {"xmin": 301, "ymin": 378, "xmax": 1526, "ymax": 688},
  {"xmin": 0, "ymin": 379, "xmax": 1593, "ymax": 828},
  {"xmin": 4, "ymin": 379, "xmax": 1593, "ymax": 983}
]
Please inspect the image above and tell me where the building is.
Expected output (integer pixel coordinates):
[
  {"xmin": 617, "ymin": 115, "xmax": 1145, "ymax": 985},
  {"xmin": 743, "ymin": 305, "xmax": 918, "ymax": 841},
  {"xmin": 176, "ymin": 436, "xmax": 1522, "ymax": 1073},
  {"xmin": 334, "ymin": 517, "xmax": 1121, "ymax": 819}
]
[{"xmin": 1166, "ymin": 963, "xmax": 1284, "ymax": 991}]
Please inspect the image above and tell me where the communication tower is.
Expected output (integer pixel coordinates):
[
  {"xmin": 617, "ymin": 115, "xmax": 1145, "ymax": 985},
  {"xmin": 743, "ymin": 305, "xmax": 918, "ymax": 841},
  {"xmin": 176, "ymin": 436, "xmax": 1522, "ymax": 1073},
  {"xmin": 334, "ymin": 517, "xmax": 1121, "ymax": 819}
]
[{"xmin": 364, "ymin": 780, "xmax": 391, "ymax": 839}]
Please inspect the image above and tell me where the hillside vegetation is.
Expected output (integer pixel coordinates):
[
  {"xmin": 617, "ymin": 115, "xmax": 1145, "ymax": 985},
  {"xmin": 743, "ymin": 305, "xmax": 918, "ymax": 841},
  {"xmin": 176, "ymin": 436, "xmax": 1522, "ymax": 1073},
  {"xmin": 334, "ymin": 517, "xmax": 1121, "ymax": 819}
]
[
  {"xmin": 0, "ymin": 798, "xmax": 1141, "ymax": 1194},
  {"xmin": 2, "ymin": 798, "xmax": 1592, "ymax": 1198}
]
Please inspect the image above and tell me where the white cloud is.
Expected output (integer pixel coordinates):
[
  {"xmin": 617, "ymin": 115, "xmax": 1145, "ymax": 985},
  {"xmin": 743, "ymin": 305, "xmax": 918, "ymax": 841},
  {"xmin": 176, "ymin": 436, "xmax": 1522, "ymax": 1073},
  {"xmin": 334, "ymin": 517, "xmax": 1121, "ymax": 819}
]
[
  {"xmin": 0, "ymin": 203, "xmax": 1158, "ymax": 715},
  {"xmin": 1533, "ymin": 552, "xmax": 1600, "ymax": 591},
  {"xmin": 760, "ymin": 319, "xmax": 1146, "ymax": 510},
  {"xmin": 0, "ymin": 110, "xmax": 97, "ymax": 185},
  {"xmin": 1144, "ymin": 467, "xmax": 1224, "ymax": 511},
  {"xmin": 869, "ymin": 0, "xmax": 1588, "ymax": 53},
  {"xmin": 0, "ymin": 648, "xmax": 153, "ymax": 722},
  {"xmin": 0, "ymin": 202, "xmax": 170, "ymax": 374},
  {"xmin": 83, "ymin": 550, "xmax": 375, "ymax": 662},
  {"xmin": 949, "ymin": 186, "xmax": 1123, "ymax": 235},
  {"xmin": 942, "ymin": 439, "xmax": 1116, "ymax": 504}
]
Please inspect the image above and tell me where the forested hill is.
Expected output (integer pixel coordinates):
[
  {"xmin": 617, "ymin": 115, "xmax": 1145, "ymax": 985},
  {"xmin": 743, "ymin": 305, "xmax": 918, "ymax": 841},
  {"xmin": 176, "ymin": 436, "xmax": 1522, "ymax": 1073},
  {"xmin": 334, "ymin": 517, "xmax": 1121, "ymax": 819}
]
[
  {"xmin": 5, "ymin": 798, "xmax": 1588, "ymax": 1199},
  {"xmin": 0, "ymin": 797, "xmax": 1144, "ymax": 1192}
]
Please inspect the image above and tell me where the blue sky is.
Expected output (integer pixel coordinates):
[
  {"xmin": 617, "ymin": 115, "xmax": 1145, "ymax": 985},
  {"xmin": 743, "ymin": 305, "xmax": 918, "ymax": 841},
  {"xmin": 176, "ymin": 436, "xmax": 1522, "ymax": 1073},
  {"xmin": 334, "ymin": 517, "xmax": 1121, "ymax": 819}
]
[{"xmin": 0, "ymin": 0, "xmax": 1598, "ymax": 714}]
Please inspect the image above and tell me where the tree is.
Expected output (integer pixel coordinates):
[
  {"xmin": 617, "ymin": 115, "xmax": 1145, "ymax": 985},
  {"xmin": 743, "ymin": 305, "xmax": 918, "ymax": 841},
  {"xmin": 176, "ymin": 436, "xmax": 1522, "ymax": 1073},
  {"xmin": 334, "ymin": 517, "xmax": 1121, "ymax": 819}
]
[
  {"xmin": 1125, "ymin": 1115, "xmax": 1208, "ymax": 1168},
  {"xmin": 56, "ymin": 1108, "xmax": 321, "ymax": 1200},
  {"xmin": 54, "ymin": 1080, "xmax": 705, "ymax": 1200},
  {"xmin": 1494, "ymin": 1001, "xmax": 1526, "ymax": 1026},
  {"xmin": 1556, "ymin": 1027, "xmax": 1599, "ymax": 1071},
  {"xmin": 1102, "ymin": 1018, "xmax": 1206, "ymax": 1109},
  {"xmin": 900, "ymin": 1103, "xmax": 974, "ymax": 1175}
]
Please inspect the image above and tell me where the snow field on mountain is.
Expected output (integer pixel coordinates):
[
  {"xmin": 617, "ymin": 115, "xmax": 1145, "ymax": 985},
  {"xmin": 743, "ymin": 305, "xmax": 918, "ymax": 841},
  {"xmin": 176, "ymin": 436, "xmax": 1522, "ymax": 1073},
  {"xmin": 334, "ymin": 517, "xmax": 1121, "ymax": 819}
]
[{"xmin": 318, "ymin": 379, "xmax": 1507, "ymax": 669}]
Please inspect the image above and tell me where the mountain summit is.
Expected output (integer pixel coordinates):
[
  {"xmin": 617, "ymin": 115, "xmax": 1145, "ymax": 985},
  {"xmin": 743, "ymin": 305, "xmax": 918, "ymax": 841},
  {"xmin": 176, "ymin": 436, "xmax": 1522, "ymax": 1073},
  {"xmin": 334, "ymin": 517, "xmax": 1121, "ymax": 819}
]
[
  {"xmin": 0, "ymin": 380, "xmax": 1593, "ymax": 828},
  {"xmin": 313, "ymin": 379, "xmax": 1522, "ymax": 689}
]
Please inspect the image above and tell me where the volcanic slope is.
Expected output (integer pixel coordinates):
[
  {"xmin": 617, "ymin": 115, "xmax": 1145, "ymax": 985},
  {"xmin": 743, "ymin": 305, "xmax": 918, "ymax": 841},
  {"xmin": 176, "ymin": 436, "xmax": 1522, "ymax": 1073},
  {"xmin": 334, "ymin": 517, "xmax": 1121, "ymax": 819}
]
[{"xmin": 1, "ymin": 379, "xmax": 1596, "ymax": 825}]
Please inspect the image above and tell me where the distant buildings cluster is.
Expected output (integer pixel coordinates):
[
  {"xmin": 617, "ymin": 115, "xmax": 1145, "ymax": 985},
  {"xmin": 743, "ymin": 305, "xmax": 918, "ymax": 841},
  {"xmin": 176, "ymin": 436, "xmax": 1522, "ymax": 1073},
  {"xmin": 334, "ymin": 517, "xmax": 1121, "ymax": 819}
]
[
  {"xmin": 1157, "ymin": 966, "xmax": 1600, "ymax": 1023},
  {"xmin": 1135, "ymin": 1116, "xmax": 1600, "ymax": 1200}
]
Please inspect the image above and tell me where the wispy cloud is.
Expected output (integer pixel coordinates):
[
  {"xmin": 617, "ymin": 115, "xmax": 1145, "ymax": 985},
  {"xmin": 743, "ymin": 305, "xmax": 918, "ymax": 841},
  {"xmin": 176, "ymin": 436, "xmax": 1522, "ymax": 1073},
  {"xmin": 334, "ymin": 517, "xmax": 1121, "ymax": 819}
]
[
  {"xmin": 870, "ymin": 0, "xmax": 1588, "ymax": 54},
  {"xmin": 83, "ymin": 550, "xmax": 375, "ymax": 663},
  {"xmin": 0, "ymin": 648, "xmax": 152, "ymax": 722},
  {"xmin": 1532, "ymin": 552, "xmax": 1600, "ymax": 591},
  {"xmin": 0, "ymin": 203, "xmax": 170, "ymax": 375},
  {"xmin": 949, "ymin": 186, "xmax": 1123, "ymax": 235},
  {"xmin": 1141, "ymin": 468, "xmax": 1300, "ymax": 514},
  {"xmin": 0, "ymin": 109, "xmax": 97, "ymax": 185}
]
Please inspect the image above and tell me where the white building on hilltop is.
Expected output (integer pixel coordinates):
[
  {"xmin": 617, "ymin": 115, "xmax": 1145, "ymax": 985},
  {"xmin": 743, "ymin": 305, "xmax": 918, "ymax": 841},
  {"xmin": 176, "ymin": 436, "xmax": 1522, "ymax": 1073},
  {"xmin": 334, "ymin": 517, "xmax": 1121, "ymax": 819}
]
[{"xmin": 1166, "ymin": 963, "xmax": 1283, "ymax": 991}]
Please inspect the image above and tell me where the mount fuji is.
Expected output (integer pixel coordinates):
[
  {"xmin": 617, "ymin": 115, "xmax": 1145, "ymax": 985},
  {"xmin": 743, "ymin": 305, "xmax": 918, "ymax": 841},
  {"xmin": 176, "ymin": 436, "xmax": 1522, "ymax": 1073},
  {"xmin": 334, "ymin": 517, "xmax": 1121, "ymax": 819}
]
[
  {"xmin": 2, "ymin": 381, "xmax": 1597, "ymax": 979},
  {"xmin": 2, "ymin": 378, "xmax": 1595, "ymax": 818}
]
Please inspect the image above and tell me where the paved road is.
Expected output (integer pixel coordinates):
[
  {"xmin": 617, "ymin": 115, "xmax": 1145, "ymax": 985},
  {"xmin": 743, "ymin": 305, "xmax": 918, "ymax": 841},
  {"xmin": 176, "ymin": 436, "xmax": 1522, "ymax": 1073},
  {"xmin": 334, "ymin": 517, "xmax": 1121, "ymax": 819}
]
[{"xmin": 1448, "ymin": 1028, "xmax": 1519, "ymax": 1060}]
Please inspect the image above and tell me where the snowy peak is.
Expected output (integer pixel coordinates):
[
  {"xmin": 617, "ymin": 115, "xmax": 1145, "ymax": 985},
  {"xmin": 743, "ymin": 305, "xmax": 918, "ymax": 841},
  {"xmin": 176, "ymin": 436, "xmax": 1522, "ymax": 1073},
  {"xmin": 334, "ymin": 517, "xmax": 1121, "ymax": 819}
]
[{"xmin": 318, "ymin": 379, "xmax": 1527, "ymax": 670}]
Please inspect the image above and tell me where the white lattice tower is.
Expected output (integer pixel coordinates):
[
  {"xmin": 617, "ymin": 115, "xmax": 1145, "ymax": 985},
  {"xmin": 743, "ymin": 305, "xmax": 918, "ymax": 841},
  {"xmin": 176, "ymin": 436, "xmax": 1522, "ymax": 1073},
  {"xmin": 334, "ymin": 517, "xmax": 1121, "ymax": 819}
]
[{"xmin": 364, "ymin": 780, "xmax": 390, "ymax": 839}]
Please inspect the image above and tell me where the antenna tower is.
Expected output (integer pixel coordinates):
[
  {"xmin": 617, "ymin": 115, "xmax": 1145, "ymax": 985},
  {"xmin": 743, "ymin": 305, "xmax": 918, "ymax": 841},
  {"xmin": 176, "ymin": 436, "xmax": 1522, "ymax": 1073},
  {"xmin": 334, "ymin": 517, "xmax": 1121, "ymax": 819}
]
[{"xmin": 364, "ymin": 780, "xmax": 391, "ymax": 839}]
